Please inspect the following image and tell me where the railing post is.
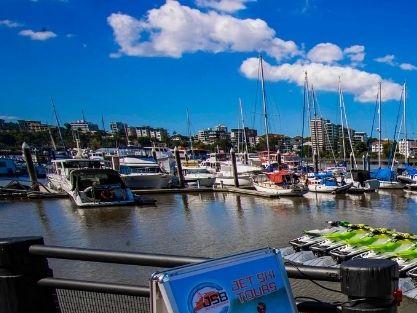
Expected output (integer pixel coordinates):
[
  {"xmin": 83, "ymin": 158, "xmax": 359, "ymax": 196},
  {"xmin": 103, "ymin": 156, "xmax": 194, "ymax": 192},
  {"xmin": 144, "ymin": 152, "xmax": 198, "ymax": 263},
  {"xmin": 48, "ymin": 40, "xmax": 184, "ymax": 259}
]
[
  {"xmin": 340, "ymin": 258, "xmax": 399, "ymax": 313},
  {"xmin": 0, "ymin": 237, "xmax": 57, "ymax": 313}
]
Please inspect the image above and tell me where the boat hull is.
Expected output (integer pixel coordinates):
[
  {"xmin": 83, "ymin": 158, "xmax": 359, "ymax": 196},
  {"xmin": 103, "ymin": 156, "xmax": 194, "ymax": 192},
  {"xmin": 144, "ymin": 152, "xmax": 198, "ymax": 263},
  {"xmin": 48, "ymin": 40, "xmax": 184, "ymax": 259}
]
[
  {"xmin": 215, "ymin": 175, "xmax": 252, "ymax": 187},
  {"xmin": 121, "ymin": 174, "xmax": 171, "ymax": 189},
  {"xmin": 253, "ymin": 182, "xmax": 308, "ymax": 196},
  {"xmin": 378, "ymin": 180, "xmax": 404, "ymax": 190},
  {"xmin": 308, "ymin": 183, "xmax": 352, "ymax": 194}
]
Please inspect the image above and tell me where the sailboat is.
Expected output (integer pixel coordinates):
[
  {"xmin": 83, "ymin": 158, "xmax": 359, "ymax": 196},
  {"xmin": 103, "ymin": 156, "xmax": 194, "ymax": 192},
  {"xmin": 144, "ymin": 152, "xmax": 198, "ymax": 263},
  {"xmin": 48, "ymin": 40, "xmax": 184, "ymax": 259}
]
[
  {"xmin": 251, "ymin": 55, "xmax": 308, "ymax": 196},
  {"xmin": 370, "ymin": 82, "xmax": 404, "ymax": 189},
  {"xmin": 302, "ymin": 75, "xmax": 352, "ymax": 194},
  {"xmin": 334, "ymin": 79, "xmax": 379, "ymax": 193}
]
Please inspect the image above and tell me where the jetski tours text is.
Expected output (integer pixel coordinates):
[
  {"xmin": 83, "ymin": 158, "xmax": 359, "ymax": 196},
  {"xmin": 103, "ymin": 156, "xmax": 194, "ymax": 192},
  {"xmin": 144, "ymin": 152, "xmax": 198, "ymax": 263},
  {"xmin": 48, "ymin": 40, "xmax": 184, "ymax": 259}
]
[{"xmin": 231, "ymin": 270, "xmax": 277, "ymax": 303}]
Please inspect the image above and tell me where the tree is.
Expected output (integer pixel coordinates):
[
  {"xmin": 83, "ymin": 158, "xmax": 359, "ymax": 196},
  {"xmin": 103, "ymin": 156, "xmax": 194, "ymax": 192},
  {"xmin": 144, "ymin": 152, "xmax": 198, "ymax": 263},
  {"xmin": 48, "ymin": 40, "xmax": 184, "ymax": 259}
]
[{"xmin": 354, "ymin": 142, "xmax": 368, "ymax": 155}]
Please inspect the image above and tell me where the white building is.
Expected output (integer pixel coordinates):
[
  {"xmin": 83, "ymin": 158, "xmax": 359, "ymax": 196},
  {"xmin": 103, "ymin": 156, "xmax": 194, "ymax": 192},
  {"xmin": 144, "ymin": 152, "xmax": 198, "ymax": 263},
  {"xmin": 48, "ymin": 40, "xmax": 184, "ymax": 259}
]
[
  {"xmin": 69, "ymin": 120, "xmax": 99, "ymax": 133},
  {"xmin": 371, "ymin": 141, "xmax": 384, "ymax": 153},
  {"xmin": 398, "ymin": 139, "xmax": 417, "ymax": 158}
]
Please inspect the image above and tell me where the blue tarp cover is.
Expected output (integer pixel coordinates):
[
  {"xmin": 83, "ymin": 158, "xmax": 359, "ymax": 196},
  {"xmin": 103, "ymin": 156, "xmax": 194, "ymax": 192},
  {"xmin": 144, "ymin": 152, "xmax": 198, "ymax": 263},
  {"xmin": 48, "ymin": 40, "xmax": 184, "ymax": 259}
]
[{"xmin": 370, "ymin": 168, "xmax": 395, "ymax": 181}]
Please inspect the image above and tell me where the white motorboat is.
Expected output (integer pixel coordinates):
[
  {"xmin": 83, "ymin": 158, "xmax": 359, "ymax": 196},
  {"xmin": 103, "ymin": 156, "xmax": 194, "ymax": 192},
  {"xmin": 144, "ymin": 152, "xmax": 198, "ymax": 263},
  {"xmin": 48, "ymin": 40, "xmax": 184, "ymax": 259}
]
[
  {"xmin": 252, "ymin": 171, "xmax": 308, "ymax": 196},
  {"xmin": 182, "ymin": 167, "xmax": 216, "ymax": 187},
  {"xmin": 215, "ymin": 161, "xmax": 262, "ymax": 187},
  {"xmin": 119, "ymin": 156, "xmax": 171, "ymax": 189},
  {"xmin": 47, "ymin": 159, "xmax": 135, "ymax": 207}
]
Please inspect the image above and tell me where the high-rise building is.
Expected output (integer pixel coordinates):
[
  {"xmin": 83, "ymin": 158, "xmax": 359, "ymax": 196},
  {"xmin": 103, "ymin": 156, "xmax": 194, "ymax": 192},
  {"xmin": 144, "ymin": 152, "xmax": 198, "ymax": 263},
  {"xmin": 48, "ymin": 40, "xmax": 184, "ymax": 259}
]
[
  {"xmin": 310, "ymin": 118, "xmax": 326, "ymax": 154},
  {"xmin": 230, "ymin": 127, "xmax": 258, "ymax": 148},
  {"xmin": 136, "ymin": 126, "xmax": 168, "ymax": 142},
  {"xmin": 197, "ymin": 125, "xmax": 229, "ymax": 145},
  {"xmin": 17, "ymin": 120, "xmax": 51, "ymax": 132},
  {"xmin": 69, "ymin": 120, "xmax": 99, "ymax": 133},
  {"xmin": 109, "ymin": 122, "xmax": 125, "ymax": 134}
]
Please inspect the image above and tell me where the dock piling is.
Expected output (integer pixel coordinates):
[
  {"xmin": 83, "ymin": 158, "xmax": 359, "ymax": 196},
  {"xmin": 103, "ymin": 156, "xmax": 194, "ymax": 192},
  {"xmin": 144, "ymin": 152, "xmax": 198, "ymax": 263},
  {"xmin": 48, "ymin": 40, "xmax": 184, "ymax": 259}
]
[
  {"xmin": 362, "ymin": 154, "xmax": 366, "ymax": 171},
  {"xmin": 230, "ymin": 148, "xmax": 239, "ymax": 188},
  {"xmin": 22, "ymin": 142, "xmax": 39, "ymax": 191},
  {"xmin": 313, "ymin": 152, "xmax": 319, "ymax": 173},
  {"xmin": 111, "ymin": 156, "xmax": 120, "ymax": 171},
  {"xmin": 174, "ymin": 147, "xmax": 184, "ymax": 188}
]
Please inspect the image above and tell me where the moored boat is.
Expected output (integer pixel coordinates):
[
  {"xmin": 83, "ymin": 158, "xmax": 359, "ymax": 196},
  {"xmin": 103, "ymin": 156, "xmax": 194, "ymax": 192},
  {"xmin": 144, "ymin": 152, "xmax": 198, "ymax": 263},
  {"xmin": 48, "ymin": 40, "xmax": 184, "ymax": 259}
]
[{"xmin": 252, "ymin": 170, "xmax": 308, "ymax": 196}]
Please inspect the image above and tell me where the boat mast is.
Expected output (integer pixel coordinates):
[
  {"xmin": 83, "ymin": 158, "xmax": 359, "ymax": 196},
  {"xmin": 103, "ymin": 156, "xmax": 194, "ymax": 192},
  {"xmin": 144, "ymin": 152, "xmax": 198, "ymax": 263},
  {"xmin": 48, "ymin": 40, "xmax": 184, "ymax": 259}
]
[
  {"xmin": 403, "ymin": 82, "xmax": 408, "ymax": 163},
  {"xmin": 311, "ymin": 86, "xmax": 320, "ymax": 160},
  {"xmin": 338, "ymin": 78, "xmax": 347, "ymax": 162},
  {"xmin": 340, "ymin": 80, "xmax": 357, "ymax": 169},
  {"xmin": 48, "ymin": 126, "xmax": 57, "ymax": 150},
  {"xmin": 239, "ymin": 98, "xmax": 248, "ymax": 154},
  {"xmin": 51, "ymin": 96, "xmax": 65, "ymax": 149},
  {"xmin": 378, "ymin": 81, "xmax": 382, "ymax": 168},
  {"xmin": 186, "ymin": 107, "xmax": 193, "ymax": 158},
  {"xmin": 259, "ymin": 54, "xmax": 270, "ymax": 164}
]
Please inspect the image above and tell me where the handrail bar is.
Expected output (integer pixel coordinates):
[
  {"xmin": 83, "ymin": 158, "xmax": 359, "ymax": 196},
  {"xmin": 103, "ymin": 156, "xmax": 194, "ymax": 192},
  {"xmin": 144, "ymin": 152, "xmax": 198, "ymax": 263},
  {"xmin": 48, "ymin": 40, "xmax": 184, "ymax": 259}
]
[
  {"xmin": 30, "ymin": 244, "xmax": 341, "ymax": 282},
  {"xmin": 38, "ymin": 278, "xmax": 150, "ymax": 297}
]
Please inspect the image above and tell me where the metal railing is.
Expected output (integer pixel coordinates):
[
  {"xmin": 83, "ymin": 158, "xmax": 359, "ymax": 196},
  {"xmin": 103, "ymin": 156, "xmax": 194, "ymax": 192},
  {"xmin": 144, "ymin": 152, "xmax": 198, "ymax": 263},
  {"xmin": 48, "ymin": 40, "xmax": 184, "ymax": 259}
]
[{"xmin": 0, "ymin": 236, "xmax": 400, "ymax": 313}]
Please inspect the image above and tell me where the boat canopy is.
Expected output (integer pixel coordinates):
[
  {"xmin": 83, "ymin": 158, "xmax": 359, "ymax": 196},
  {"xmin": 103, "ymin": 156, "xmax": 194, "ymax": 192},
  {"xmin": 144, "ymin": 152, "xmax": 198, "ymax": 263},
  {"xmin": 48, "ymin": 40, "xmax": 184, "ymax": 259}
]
[
  {"xmin": 370, "ymin": 168, "xmax": 395, "ymax": 181},
  {"xmin": 351, "ymin": 170, "xmax": 371, "ymax": 182},
  {"xmin": 266, "ymin": 170, "xmax": 292, "ymax": 183},
  {"xmin": 314, "ymin": 171, "xmax": 333, "ymax": 179},
  {"xmin": 70, "ymin": 169, "xmax": 125, "ymax": 191},
  {"xmin": 402, "ymin": 165, "xmax": 417, "ymax": 176}
]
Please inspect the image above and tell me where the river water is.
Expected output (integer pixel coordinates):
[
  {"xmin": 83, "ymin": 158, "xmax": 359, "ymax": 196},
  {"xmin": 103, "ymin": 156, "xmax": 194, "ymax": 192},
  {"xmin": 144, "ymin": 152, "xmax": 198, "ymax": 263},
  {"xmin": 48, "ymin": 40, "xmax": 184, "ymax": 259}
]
[{"xmin": 1, "ymin": 190, "xmax": 417, "ymax": 311}]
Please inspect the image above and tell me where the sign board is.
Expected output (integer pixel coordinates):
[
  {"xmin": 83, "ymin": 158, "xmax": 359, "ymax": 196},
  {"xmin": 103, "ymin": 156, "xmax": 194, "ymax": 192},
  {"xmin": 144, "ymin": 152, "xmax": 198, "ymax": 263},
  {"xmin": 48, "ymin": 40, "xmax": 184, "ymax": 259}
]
[{"xmin": 150, "ymin": 248, "xmax": 297, "ymax": 313}]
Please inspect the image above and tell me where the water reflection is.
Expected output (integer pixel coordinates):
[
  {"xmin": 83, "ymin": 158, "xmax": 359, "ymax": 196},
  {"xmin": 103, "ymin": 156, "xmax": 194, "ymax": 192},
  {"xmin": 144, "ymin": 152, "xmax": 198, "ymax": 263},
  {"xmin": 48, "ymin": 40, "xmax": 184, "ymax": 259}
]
[{"xmin": 2, "ymin": 190, "xmax": 417, "ymax": 282}]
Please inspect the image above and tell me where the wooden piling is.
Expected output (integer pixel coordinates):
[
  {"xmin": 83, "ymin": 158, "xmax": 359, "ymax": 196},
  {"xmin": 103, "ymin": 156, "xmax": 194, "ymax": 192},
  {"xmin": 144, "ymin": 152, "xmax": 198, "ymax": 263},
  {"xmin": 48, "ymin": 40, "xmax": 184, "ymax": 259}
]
[
  {"xmin": 152, "ymin": 148, "xmax": 157, "ymax": 162},
  {"xmin": 230, "ymin": 148, "xmax": 239, "ymax": 188},
  {"xmin": 174, "ymin": 147, "xmax": 184, "ymax": 188},
  {"xmin": 22, "ymin": 142, "xmax": 39, "ymax": 191},
  {"xmin": 313, "ymin": 153, "xmax": 319, "ymax": 174},
  {"xmin": 362, "ymin": 154, "xmax": 366, "ymax": 171},
  {"xmin": 111, "ymin": 156, "xmax": 120, "ymax": 171}
]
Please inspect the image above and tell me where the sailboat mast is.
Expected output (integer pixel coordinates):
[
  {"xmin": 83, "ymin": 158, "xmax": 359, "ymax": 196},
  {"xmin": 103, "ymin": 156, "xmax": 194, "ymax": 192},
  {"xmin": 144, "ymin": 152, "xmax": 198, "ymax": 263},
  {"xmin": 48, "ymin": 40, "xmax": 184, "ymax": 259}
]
[
  {"xmin": 186, "ymin": 108, "xmax": 193, "ymax": 157},
  {"xmin": 259, "ymin": 55, "xmax": 270, "ymax": 163},
  {"xmin": 239, "ymin": 98, "xmax": 248, "ymax": 154},
  {"xmin": 48, "ymin": 126, "xmax": 57, "ymax": 150},
  {"xmin": 403, "ymin": 82, "xmax": 408, "ymax": 163},
  {"xmin": 51, "ymin": 97, "xmax": 65, "ymax": 149},
  {"xmin": 378, "ymin": 81, "xmax": 382, "ymax": 168},
  {"xmin": 338, "ymin": 78, "xmax": 346, "ymax": 162},
  {"xmin": 311, "ymin": 86, "xmax": 320, "ymax": 160}
]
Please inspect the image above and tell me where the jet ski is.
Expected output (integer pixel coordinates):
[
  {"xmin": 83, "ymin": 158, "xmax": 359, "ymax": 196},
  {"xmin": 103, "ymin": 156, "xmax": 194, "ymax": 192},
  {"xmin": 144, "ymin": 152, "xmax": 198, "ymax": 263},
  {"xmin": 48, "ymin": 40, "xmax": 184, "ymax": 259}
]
[
  {"xmin": 329, "ymin": 228, "xmax": 393, "ymax": 263},
  {"xmin": 355, "ymin": 232, "xmax": 417, "ymax": 260},
  {"xmin": 289, "ymin": 221, "xmax": 350, "ymax": 251},
  {"xmin": 309, "ymin": 225, "xmax": 371, "ymax": 257},
  {"xmin": 392, "ymin": 247, "xmax": 417, "ymax": 276}
]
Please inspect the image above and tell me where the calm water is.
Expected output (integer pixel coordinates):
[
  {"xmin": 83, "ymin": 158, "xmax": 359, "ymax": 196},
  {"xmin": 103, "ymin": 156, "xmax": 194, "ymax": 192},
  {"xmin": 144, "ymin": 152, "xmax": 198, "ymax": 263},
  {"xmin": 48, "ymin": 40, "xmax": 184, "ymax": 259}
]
[{"xmin": 1, "ymin": 191, "xmax": 417, "ymax": 310}]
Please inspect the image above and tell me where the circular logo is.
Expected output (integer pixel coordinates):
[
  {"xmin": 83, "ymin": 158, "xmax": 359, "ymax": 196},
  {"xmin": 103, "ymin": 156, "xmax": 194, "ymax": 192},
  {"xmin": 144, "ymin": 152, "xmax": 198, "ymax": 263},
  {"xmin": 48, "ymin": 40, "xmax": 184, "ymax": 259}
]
[{"xmin": 188, "ymin": 282, "xmax": 230, "ymax": 313}]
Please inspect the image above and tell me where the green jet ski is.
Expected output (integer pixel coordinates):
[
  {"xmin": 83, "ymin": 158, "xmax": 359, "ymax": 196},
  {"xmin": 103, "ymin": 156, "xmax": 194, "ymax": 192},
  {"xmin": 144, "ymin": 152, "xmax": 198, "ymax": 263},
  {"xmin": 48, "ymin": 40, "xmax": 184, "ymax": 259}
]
[
  {"xmin": 309, "ymin": 224, "xmax": 371, "ymax": 257},
  {"xmin": 289, "ymin": 221, "xmax": 350, "ymax": 251},
  {"xmin": 329, "ymin": 228, "xmax": 394, "ymax": 263}
]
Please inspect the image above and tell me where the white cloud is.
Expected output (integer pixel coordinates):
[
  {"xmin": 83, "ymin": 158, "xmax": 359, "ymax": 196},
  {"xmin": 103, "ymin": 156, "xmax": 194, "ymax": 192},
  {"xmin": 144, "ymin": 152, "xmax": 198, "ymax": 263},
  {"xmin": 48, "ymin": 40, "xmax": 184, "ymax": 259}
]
[
  {"xmin": 0, "ymin": 19, "xmax": 23, "ymax": 28},
  {"xmin": 19, "ymin": 29, "xmax": 57, "ymax": 41},
  {"xmin": 344, "ymin": 45, "xmax": 365, "ymax": 63},
  {"xmin": 399, "ymin": 63, "xmax": 417, "ymax": 71},
  {"xmin": 66, "ymin": 33, "xmax": 76, "ymax": 38},
  {"xmin": 0, "ymin": 115, "xmax": 18, "ymax": 120},
  {"xmin": 107, "ymin": 0, "xmax": 300, "ymax": 60},
  {"xmin": 195, "ymin": 0, "xmax": 254, "ymax": 13},
  {"xmin": 240, "ymin": 57, "xmax": 402, "ymax": 103},
  {"xmin": 307, "ymin": 43, "xmax": 343, "ymax": 64},
  {"xmin": 375, "ymin": 54, "xmax": 395, "ymax": 66}
]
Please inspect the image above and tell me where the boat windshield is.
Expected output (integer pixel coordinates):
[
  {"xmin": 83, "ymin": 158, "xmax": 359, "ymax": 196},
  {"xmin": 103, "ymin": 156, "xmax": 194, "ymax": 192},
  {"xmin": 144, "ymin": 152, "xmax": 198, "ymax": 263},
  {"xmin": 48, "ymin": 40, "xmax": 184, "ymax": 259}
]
[
  {"xmin": 120, "ymin": 165, "xmax": 161, "ymax": 174},
  {"xmin": 185, "ymin": 168, "xmax": 210, "ymax": 174},
  {"xmin": 70, "ymin": 169, "xmax": 124, "ymax": 191},
  {"xmin": 63, "ymin": 161, "xmax": 101, "ymax": 169}
]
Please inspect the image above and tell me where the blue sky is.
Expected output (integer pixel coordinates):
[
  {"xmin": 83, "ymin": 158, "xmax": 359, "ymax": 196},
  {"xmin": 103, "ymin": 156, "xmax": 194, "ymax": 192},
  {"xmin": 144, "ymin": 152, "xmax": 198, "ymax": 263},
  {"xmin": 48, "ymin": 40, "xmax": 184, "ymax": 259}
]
[{"xmin": 1, "ymin": 0, "xmax": 417, "ymax": 138}]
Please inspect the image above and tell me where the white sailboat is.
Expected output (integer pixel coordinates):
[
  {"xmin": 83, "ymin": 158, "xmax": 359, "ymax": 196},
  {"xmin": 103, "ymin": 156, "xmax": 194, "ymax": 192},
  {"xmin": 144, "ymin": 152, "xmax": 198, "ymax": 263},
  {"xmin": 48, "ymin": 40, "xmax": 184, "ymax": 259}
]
[{"xmin": 371, "ymin": 82, "xmax": 403, "ymax": 189}]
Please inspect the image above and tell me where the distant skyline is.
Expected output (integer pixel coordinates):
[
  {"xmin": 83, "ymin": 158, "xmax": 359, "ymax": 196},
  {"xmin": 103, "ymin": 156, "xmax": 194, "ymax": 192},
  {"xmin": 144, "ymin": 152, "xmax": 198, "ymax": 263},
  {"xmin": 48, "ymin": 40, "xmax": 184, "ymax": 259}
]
[{"xmin": 1, "ymin": 0, "xmax": 417, "ymax": 138}]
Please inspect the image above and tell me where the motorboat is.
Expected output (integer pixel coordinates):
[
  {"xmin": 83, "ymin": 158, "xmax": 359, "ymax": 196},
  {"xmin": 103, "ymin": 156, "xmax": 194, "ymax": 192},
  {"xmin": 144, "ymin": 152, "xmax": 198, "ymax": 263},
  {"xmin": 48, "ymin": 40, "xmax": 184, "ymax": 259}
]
[
  {"xmin": 182, "ymin": 166, "xmax": 216, "ymax": 187},
  {"xmin": 344, "ymin": 170, "xmax": 380, "ymax": 193},
  {"xmin": 119, "ymin": 156, "xmax": 171, "ymax": 189},
  {"xmin": 47, "ymin": 159, "xmax": 135, "ymax": 207},
  {"xmin": 215, "ymin": 161, "xmax": 262, "ymax": 187},
  {"xmin": 252, "ymin": 170, "xmax": 308, "ymax": 196}
]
